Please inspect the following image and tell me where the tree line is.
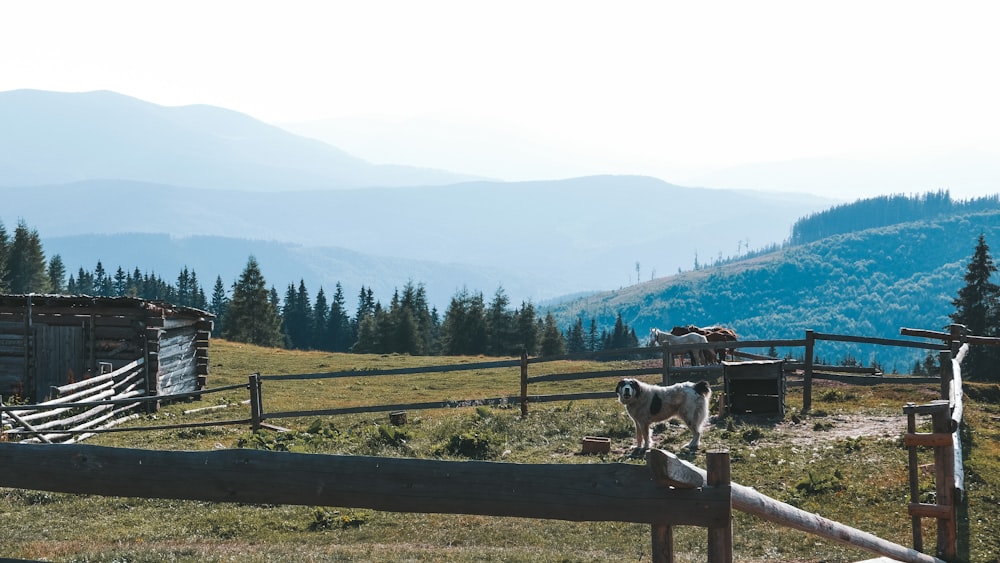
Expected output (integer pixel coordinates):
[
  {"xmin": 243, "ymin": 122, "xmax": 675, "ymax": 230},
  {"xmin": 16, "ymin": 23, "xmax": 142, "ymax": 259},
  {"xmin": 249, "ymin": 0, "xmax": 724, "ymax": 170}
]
[
  {"xmin": 788, "ymin": 190, "xmax": 1000, "ymax": 246},
  {"xmin": 0, "ymin": 220, "xmax": 640, "ymax": 358}
]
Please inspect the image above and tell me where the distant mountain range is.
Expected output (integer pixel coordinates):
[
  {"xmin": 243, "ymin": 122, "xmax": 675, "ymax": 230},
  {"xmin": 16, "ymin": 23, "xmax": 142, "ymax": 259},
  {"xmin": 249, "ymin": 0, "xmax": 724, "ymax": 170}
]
[
  {"xmin": 0, "ymin": 89, "xmax": 835, "ymax": 309},
  {"xmin": 0, "ymin": 89, "xmax": 477, "ymax": 191}
]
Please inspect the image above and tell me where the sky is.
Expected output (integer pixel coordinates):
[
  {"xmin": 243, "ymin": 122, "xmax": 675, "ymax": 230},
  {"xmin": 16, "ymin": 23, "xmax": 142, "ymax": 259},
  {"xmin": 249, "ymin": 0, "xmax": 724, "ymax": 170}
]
[{"xmin": 3, "ymin": 1, "xmax": 999, "ymax": 200}]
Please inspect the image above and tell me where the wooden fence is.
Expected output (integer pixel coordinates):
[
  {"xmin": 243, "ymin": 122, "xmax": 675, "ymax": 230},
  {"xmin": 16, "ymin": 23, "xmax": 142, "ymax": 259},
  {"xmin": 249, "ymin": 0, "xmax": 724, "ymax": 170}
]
[
  {"xmin": 1, "ymin": 359, "xmax": 146, "ymax": 443},
  {"xmin": 0, "ymin": 328, "xmax": 956, "ymax": 442},
  {"xmin": 0, "ymin": 326, "xmax": 975, "ymax": 561},
  {"xmin": 0, "ymin": 442, "xmax": 945, "ymax": 563}
]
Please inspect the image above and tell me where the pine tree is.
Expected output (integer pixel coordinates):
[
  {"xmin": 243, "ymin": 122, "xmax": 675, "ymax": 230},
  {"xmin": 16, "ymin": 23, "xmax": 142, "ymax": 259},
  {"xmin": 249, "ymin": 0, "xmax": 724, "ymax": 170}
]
[
  {"xmin": 311, "ymin": 286, "xmax": 329, "ymax": 351},
  {"xmin": 209, "ymin": 276, "xmax": 229, "ymax": 337},
  {"xmin": 401, "ymin": 281, "xmax": 436, "ymax": 355},
  {"xmin": 439, "ymin": 288, "xmax": 487, "ymax": 355},
  {"xmin": 281, "ymin": 281, "xmax": 314, "ymax": 349},
  {"xmin": 327, "ymin": 282, "xmax": 353, "ymax": 352},
  {"xmin": 486, "ymin": 286, "xmax": 516, "ymax": 356},
  {"xmin": 587, "ymin": 318, "xmax": 599, "ymax": 351},
  {"xmin": 6, "ymin": 220, "xmax": 50, "ymax": 294},
  {"xmin": 566, "ymin": 317, "xmax": 586, "ymax": 354},
  {"xmin": 93, "ymin": 261, "xmax": 112, "ymax": 296},
  {"xmin": 47, "ymin": 255, "xmax": 67, "ymax": 294},
  {"xmin": 221, "ymin": 256, "xmax": 283, "ymax": 347},
  {"xmin": 950, "ymin": 234, "xmax": 1000, "ymax": 380},
  {"xmin": 540, "ymin": 313, "xmax": 567, "ymax": 356},
  {"xmin": 515, "ymin": 301, "xmax": 539, "ymax": 356},
  {"xmin": 111, "ymin": 266, "xmax": 127, "ymax": 296},
  {"xmin": 0, "ymin": 221, "xmax": 9, "ymax": 293},
  {"xmin": 189, "ymin": 271, "xmax": 208, "ymax": 310}
]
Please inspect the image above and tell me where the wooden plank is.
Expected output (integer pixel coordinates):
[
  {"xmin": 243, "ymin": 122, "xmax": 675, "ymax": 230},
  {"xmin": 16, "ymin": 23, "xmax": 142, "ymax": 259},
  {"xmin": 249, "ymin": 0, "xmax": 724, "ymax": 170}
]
[
  {"xmin": 646, "ymin": 449, "xmax": 707, "ymax": 489},
  {"xmin": 261, "ymin": 358, "xmax": 522, "ymax": 381},
  {"xmin": 815, "ymin": 332, "xmax": 945, "ymax": 350},
  {"xmin": 0, "ymin": 443, "xmax": 730, "ymax": 527},
  {"xmin": 903, "ymin": 433, "xmax": 953, "ymax": 447},
  {"xmin": 907, "ymin": 503, "xmax": 953, "ymax": 519},
  {"xmin": 527, "ymin": 366, "xmax": 661, "ymax": 383}
]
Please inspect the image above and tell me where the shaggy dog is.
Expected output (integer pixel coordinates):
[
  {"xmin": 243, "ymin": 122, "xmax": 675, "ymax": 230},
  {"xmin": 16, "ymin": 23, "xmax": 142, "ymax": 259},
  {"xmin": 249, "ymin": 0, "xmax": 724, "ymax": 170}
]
[{"xmin": 615, "ymin": 378, "xmax": 711, "ymax": 451}]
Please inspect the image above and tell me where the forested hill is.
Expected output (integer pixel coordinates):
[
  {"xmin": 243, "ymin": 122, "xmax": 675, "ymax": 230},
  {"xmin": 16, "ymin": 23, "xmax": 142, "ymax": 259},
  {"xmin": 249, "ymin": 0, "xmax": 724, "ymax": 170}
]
[
  {"xmin": 545, "ymin": 206, "xmax": 1000, "ymax": 373},
  {"xmin": 789, "ymin": 190, "xmax": 1000, "ymax": 245}
]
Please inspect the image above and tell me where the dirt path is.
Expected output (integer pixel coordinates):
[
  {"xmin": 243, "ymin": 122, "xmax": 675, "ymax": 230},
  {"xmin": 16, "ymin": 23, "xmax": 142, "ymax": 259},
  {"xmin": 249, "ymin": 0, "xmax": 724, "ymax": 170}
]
[{"xmin": 719, "ymin": 412, "xmax": 907, "ymax": 446}]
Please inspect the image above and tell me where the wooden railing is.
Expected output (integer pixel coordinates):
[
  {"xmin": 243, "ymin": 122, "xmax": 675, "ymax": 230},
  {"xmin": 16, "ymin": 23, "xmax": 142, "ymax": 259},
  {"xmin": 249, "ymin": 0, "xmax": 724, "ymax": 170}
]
[
  {"xmin": 0, "ymin": 443, "xmax": 945, "ymax": 563},
  {"xmin": 1, "ymin": 325, "xmax": 974, "ymax": 562}
]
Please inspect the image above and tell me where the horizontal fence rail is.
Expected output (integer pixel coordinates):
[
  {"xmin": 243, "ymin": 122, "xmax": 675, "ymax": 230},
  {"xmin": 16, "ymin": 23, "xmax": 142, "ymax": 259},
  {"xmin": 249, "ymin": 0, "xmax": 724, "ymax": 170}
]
[{"xmin": 0, "ymin": 442, "xmax": 730, "ymax": 528}]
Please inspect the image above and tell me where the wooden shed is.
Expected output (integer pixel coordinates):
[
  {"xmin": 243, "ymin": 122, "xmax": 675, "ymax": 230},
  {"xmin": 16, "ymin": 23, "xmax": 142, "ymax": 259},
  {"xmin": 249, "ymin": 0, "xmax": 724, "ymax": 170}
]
[{"xmin": 0, "ymin": 294, "xmax": 213, "ymax": 404}]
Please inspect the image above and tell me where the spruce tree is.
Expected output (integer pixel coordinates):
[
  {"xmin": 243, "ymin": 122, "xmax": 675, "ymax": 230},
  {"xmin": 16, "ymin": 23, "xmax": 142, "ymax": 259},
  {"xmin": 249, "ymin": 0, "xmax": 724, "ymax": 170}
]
[
  {"xmin": 515, "ymin": 301, "xmax": 539, "ymax": 356},
  {"xmin": 209, "ymin": 276, "xmax": 229, "ymax": 337},
  {"xmin": 440, "ymin": 288, "xmax": 487, "ymax": 355},
  {"xmin": 47, "ymin": 255, "xmax": 67, "ymax": 294},
  {"xmin": 0, "ymin": 221, "xmax": 8, "ymax": 293},
  {"xmin": 566, "ymin": 317, "xmax": 586, "ymax": 354},
  {"xmin": 311, "ymin": 287, "xmax": 329, "ymax": 351},
  {"xmin": 587, "ymin": 318, "xmax": 599, "ymax": 351},
  {"xmin": 401, "ymin": 281, "xmax": 436, "ymax": 355},
  {"xmin": 112, "ymin": 266, "xmax": 127, "ymax": 296},
  {"xmin": 950, "ymin": 233, "xmax": 1000, "ymax": 380},
  {"xmin": 94, "ymin": 261, "xmax": 112, "ymax": 296},
  {"xmin": 222, "ymin": 256, "xmax": 283, "ymax": 347},
  {"xmin": 327, "ymin": 282, "xmax": 353, "ymax": 352},
  {"xmin": 6, "ymin": 220, "xmax": 50, "ymax": 294},
  {"xmin": 540, "ymin": 313, "xmax": 567, "ymax": 356},
  {"xmin": 486, "ymin": 286, "xmax": 517, "ymax": 356}
]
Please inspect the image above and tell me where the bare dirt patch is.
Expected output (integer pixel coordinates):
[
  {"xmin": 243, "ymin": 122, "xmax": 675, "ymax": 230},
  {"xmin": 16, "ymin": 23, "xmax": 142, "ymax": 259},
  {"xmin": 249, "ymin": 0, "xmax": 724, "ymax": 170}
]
[{"xmin": 766, "ymin": 413, "xmax": 905, "ymax": 446}]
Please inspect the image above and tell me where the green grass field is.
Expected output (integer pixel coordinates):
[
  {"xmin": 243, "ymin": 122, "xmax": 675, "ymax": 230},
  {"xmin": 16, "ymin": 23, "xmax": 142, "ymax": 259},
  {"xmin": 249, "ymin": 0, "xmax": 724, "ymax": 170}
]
[{"xmin": 2, "ymin": 339, "xmax": 998, "ymax": 562}]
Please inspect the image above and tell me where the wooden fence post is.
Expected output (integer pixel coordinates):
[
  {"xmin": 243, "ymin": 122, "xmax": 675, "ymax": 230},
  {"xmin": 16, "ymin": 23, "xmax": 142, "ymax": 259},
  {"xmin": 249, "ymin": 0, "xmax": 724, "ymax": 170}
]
[
  {"xmin": 905, "ymin": 404, "xmax": 923, "ymax": 552},
  {"xmin": 706, "ymin": 450, "xmax": 733, "ymax": 563},
  {"xmin": 938, "ymin": 350, "xmax": 953, "ymax": 402},
  {"xmin": 661, "ymin": 345, "xmax": 670, "ymax": 386},
  {"xmin": 947, "ymin": 324, "xmax": 965, "ymax": 357},
  {"xmin": 651, "ymin": 523, "xmax": 674, "ymax": 563},
  {"xmin": 803, "ymin": 330, "xmax": 815, "ymax": 412},
  {"xmin": 520, "ymin": 349, "xmax": 528, "ymax": 418},
  {"xmin": 931, "ymin": 405, "xmax": 957, "ymax": 560},
  {"xmin": 248, "ymin": 373, "xmax": 263, "ymax": 432}
]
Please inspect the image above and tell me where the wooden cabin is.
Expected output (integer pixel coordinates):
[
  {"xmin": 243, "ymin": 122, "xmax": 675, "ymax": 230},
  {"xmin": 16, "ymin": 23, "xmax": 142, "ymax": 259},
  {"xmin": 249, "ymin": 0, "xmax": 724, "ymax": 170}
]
[{"xmin": 0, "ymin": 294, "xmax": 212, "ymax": 403}]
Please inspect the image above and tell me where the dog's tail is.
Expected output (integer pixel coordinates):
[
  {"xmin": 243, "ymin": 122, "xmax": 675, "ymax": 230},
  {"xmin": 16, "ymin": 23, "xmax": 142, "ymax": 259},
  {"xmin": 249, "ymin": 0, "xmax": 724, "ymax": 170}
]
[{"xmin": 694, "ymin": 380, "xmax": 711, "ymax": 397}]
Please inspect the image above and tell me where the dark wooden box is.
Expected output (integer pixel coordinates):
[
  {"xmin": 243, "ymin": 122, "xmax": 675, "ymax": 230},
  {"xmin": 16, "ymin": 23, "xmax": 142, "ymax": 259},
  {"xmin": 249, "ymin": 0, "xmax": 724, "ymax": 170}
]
[{"xmin": 723, "ymin": 360, "xmax": 785, "ymax": 416}]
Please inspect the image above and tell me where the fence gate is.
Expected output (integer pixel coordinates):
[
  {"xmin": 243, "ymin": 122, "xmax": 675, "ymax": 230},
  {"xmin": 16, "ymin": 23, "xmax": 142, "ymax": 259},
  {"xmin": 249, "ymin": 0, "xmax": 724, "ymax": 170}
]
[{"xmin": 33, "ymin": 324, "xmax": 85, "ymax": 401}]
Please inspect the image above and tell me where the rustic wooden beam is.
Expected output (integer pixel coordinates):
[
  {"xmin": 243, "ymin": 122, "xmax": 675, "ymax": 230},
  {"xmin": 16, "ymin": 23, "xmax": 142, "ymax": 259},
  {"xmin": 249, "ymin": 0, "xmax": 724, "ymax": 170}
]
[
  {"xmin": 647, "ymin": 449, "xmax": 944, "ymax": 563},
  {"xmin": 903, "ymin": 433, "xmax": 954, "ymax": 447},
  {"xmin": 0, "ymin": 443, "xmax": 729, "ymax": 527}
]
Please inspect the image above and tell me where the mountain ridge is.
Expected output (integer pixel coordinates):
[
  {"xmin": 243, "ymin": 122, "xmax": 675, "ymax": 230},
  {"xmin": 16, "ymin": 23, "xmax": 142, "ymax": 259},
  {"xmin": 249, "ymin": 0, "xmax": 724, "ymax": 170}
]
[
  {"xmin": 0, "ymin": 89, "xmax": 477, "ymax": 190},
  {"xmin": 545, "ymin": 207, "xmax": 1000, "ymax": 370}
]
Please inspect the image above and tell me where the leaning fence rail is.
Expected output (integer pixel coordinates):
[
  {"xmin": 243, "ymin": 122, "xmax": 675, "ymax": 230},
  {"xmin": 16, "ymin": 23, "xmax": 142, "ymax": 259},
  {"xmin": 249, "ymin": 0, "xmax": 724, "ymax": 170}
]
[{"xmin": 1, "ymin": 379, "xmax": 251, "ymax": 440}]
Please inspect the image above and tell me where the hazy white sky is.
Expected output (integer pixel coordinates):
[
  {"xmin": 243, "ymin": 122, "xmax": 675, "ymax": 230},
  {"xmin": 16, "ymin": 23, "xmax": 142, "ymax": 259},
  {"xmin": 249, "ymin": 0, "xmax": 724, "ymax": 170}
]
[{"xmin": 3, "ymin": 1, "xmax": 999, "ymax": 198}]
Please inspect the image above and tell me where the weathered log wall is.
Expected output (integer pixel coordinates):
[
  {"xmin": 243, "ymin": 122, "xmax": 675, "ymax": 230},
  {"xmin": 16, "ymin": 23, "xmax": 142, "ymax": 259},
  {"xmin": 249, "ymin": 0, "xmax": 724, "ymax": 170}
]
[{"xmin": 0, "ymin": 294, "xmax": 212, "ymax": 402}]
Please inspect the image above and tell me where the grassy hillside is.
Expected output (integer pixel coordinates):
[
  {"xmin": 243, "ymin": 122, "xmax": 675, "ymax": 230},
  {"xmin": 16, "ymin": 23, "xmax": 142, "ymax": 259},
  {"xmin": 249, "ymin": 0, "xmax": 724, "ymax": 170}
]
[
  {"xmin": 1, "ymin": 339, "xmax": 998, "ymax": 562},
  {"xmin": 547, "ymin": 209, "xmax": 1000, "ymax": 373}
]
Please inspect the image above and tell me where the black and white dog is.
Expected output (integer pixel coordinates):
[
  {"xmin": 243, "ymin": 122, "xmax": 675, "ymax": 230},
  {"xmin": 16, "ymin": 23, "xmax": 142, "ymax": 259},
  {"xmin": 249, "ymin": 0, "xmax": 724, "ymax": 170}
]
[{"xmin": 615, "ymin": 378, "xmax": 711, "ymax": 452}]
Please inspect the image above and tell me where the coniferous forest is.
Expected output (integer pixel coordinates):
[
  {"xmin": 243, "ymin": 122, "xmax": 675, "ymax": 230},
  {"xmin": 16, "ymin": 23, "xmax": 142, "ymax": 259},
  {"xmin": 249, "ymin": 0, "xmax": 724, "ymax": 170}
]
[
  {"xmin": 0, "ymin": 222, "xmax": 639, "ymax": 357},
  {"xmin": 3, "ymin": 191, "xmax": 1000, "ymax": 378}
]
